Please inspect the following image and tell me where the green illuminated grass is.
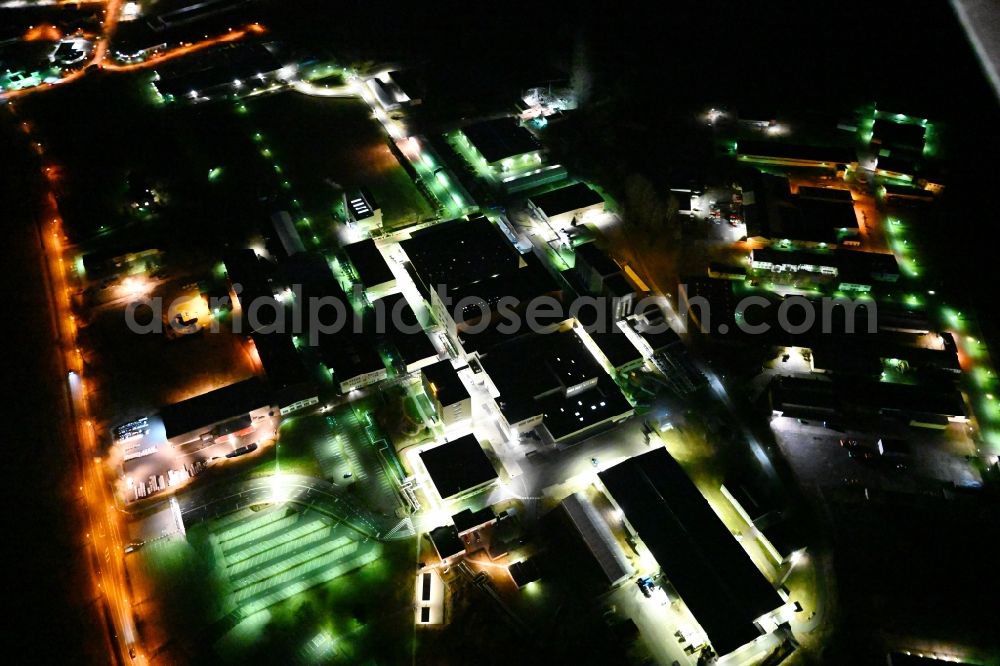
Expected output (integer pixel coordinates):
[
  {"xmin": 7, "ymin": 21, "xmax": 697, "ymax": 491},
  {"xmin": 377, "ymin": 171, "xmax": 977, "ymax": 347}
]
[
  {"xmin": 215, "ymin": 537, "xmax": 416, "ymax": 664},
  {"xmin": 226, "ymin": 524, "xmax": 335, "ymax": 577}
]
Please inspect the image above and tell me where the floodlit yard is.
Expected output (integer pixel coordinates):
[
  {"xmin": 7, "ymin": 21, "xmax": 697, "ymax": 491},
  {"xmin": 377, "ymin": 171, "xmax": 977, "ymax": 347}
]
[{"xmin": 128, "ymin": 503, "xmax": 416, "ymax": 663}]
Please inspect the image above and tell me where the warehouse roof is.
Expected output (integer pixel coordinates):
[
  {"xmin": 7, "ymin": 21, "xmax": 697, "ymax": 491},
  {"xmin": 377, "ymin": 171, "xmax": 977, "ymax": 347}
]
[
  {"xmin": 530, "ymin": 182, "xmax": 605, "ymax": 218},
  {"xmin": 344, "ymin": 238, "xmax": 395, "ymax": 289},
  {"xmin": 451, "ymin": 507, "xmax": 495, "ymax": 534},
  {"xmin": 561, "ymin": 492, "xmax": 632, "ymax": 585},
  {"xmin": 422, "ymin": 359, "xmax": 470, "ymax": 408},
  {"xmin": 160, "ymin": 378, "xmax": 270, "ymax": 439},
  {"xmin": 737, "ymin": 140, "xmax": 856, "ymax": 165},
  {"xmin": 461, "ymin": 116, "xmax": 539, "ymax": 163},
  {"xmin": 373, "ymin": 293, "xmax": 437, "ymax": 368},
  {"xmin": 872, "ymin": 119, "xmax": 926, "ymax": 153},
  {"xmin": 400, "ymin": 218, "xmax": 519, "ymax": 294},
  {"xmin": 419, "ymin": 435, "xmax": 498, "ymax": 499},
  {"xmin": 575, "ymin": 241, "xmax": 621, "ymax": 278},
  {"xmin": 599, "ymin": 449, "xmax": 783, "ymax": 655}
]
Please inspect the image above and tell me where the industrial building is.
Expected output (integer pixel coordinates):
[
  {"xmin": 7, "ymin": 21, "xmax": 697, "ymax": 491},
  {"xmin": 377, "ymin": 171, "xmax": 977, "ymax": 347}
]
[
  {"xmin": 736, "ymin": 140, "xmax": 858, "ymax": 173},
  {"xmin": 401, "ymin": 216, "xmax": 520, "ymax": 299},
  {"xmin": 249, "ymin": 332, "xmax": 318, "ymax": 415},
  {"xmin": 159, "ymin": 378, "xmax": 275, "ymax": 447},
  {"xmin": 419, "ymin": 434, "xmax": 499, "ymax": 501},
  {"xmin": 528, "ymin": 182, "xmax": 606, "ymax": 228},
  {"xmin": 224, "ymin": 248, "xmax": 278, "ymax": 334},
  {"xmin": 581, "ymin": 325, "xmax": 646, "ymax": 375},
  {"xmin": 281, "ymin": 252, "xmax": 387, "ymax": 393},
  {"xmin": 769, "ymin": 376, "xmax": 967, "ymax": 427},
  {"xmin": 367, "ymin": 72, "xmax": 412, "ymax": 110},
  {"xmin": 428, "ymin": 525, "xmax": 466, "ymax": 566},
  {"xmin": 573, "ymin": 242, "xmax": 641, "ymax": 318},
  {"xmin": 886, "ymin": 653, "xmax": 978, "ymax": 666},
  {"xmin": 743, "ymin": 174, "xmax": 861, "ymax": 246},
  {"xmin": 421, "ymin": 359, "xmax": 472, "ymax": 427},
  {"xmin": 560, "ymin": 492, "xmax": 633, "ymax": 587},
  {"xmin": 451, "ymin": 506, "xmax": 496, "ymax": 537},
  {"xmin": 152, "ymin": 42, "xmax": 285, "ymax": 102},
  {"xmin": 750, "ymin": 247, "xmax": 900, "ymax": 291},
  {"xmin": 574, "ymin": 242, "xmax": 622, "ymax": 293},
  {"xmin": 809, "ymin": 332, "xmax": 961, "ymax": 379},
  {"xmin": 871, "ymin": 118, "xmax": 926, "ymax": 154},
  {"xmin": 720, "ymin": 477, "xmax": 802, "ymax": 565},
  {"xmin": 320, "ymin": 330, "xmax": 387, "ymax": 393},
  {"xmin": 401, "ymin": 217, "xmax": 562, "ymax": 354},
  {"xmin": 343, "ymin": 238, "xmax": 397, "ymax": 296},
  {"xmin": 456, "ymin": 117, "xmax": 542, "ymax": 172},
  {"xmin": 372, "ymin": 293, "xmax": 439, "ymax": 374},
  {"xmin": 480, "ymin": 330, "xmax": 633, "ymax": 445},
  {"xmin": 622, "ymin": 314, "xmax": 706, "ymax": 396},
  {"xmin": 508, "ymin": 558, "xmax": 542, "ymax": 588},
  {"xmin": 343, "ymin": 188, "xmax": 382, "ymax": 231},
  {"xmin": 598, "ymin": 449, "xmax": 786, "ymax": 658}
]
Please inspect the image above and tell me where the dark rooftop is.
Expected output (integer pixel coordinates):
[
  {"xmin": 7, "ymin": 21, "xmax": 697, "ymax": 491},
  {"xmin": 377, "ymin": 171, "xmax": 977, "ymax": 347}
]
[
  {"xmin": 224, "ymin": 248, "xmax": 273, "ymax": 313},
  {"xmin": 250, "ymin": 332, "xmax": 309, "ymax": 392},
  {"xmin": 451, "ymin": 507, "xmax": 495, "ymax": 534},
  {"xmin": 428, "ymin": 525, "xmax": 465, "ymax": 560},
  {"xmin": 796, "ymin": 186, "xmax": 854, "ymax": 203},
  {"xmin": 160, "ymin": 378, "xmax": 270, "ymax": 439},
  {"xmin": 539, "ymin": 376, "xmax": 633, "ymax": 441},
  {"xmin": 876, "ymin": 155, "xmax": 917, "ymax": 176},
  {"xmin": 770, "ymin": 376, "xmax": 965, "ymax": 419},
  {"xmin": 419, "ymin": 434, "xmax": 498, "ymax": 499},
  {"xmin": 422, "ymin": 359, "xmax": 470, "ymax": 407},
  {"xmin": 530, "ymin": 182, "xmax": 605, "ymax": 218},
  {"xmin": 872, "ymin": 119, "xmax": 926, "ymax": 153},
  {"xmin": 587, "ymin": 329, "xmax": 644, "ymax": 369},
  {"xmin": 575, "ymin": 242, "xmax": 621, "ymax": 279},
  {"xmin": 344, "ymin": 239, "xmax": 395, "ymax": 289},
  {"xmin": 508, "ymin": 558, "xmax": 542, "ymax": 587},
  {"xmin": 373, "ymin": 293, "xmax": 438, "ymax": 367},
  {"xmin": 461, "ymin": 116, "xmax": 540, "ymax": 163},
  {"xmin": 599, "ymin": 449, "xmax": 783, "ymax": 655},
  {"xmin": 400, "ymin": 218, "xmax": 519, "ymax": 294},
  {"xmin": 481, "ymin": 331, "xmax": 632, "ymax": 439},
  {"xmin": 603, "ymin": 273, "xmax": 636, "ymax": 298},
  {"xmin": 761, "ymin": 194, "xmax": 859, "ymax": 244},
  {"xmin": 447, "ymin": 251, "xmax": 559, "ymax": 324},
  {"xmin": 319, "ymin": 329, "xmax": 385, "ymax": 384},
  {"xmin": 482, "ymin": 331, "xmax": 599, "ymax": 419},
  {"xmin": 737, "ymin": 140, "xmax": 856, "ymax": 165}
]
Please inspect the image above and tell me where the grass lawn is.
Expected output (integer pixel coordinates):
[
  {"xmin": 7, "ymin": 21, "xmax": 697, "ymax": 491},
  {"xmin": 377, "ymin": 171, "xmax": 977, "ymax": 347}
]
[
  {"xmin": 131, "ymin": 504, "xmax": 416, "ymax": 664},
  {"xmin": 244, "ymin": 93, "xmax": 435, "ymax": 231},
  {"xmin": 212, "ymin": 536, "xmax": 416, "ymax": 664}
]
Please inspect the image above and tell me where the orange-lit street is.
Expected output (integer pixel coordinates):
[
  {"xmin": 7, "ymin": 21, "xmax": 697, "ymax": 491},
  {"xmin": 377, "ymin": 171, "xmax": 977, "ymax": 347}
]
[
  {"xmin": 91, "ymin": 0, "xmax": 123, "ymax": 65},
  {"xmin": 4, "ymin": 3, "xmax": 1000, "ymax": 665},
  {"xmin": 102, "ymin": 24, "xmax": 266, "ymax": 73},
  {"xmin": 0, "ymin": 0, "xmax": 264, "ymax": 104},
  {"xmin": 31, "ymin": 128, "xmax": 146, "ymax": 663}
]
